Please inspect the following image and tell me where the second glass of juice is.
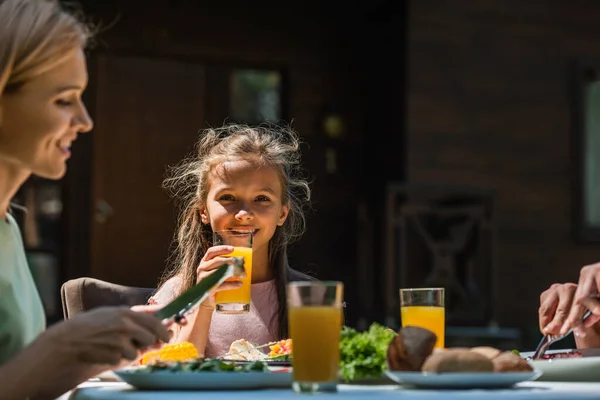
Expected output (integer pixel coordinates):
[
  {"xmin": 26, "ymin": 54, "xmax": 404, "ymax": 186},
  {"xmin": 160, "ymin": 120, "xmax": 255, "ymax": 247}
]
[
  {"xmin": 400, "ymin": 287, "xmax": 445, "ymax": 348},
  {"xmin": 213, "ymin": 230, "xmax": 253, "ymax": 314},
  {"xmin": 288, "ymin": 281, "xmax": 343, "ymax": 394}
]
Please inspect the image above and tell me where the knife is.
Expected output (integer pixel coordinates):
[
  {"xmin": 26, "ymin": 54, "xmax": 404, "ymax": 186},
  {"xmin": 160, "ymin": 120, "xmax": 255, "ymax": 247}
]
[{"xmin": 154, "ymin": 256, "xmax": 246, "ymax": 324}]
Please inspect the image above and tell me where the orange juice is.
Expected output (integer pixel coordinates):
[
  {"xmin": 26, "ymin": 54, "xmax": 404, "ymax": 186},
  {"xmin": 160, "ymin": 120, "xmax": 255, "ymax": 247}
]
[
  {"xmin": 214, "ymin": 246, "xmax": 252, "ymax": 312},
  {"xmin": 289, "ymin": 306, "xmax": 341, "ymax": 382},
  {"xmin": 400, "ymin": 306, "xmax": 445, "ymax": 348}
]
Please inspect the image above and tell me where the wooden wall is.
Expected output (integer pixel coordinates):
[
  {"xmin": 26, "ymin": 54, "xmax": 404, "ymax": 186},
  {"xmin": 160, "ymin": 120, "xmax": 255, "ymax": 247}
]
[{"xmin": 407, "ymin": 0, "xmax": 600, "ymax": 332}]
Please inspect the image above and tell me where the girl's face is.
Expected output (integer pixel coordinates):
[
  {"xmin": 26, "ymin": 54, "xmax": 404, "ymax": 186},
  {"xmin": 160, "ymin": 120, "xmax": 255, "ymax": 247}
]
[
  {"xmin": 200, "ymin": 159, "xmax": 290, "ymax": 255},
  {"xmin": 0, "ymin": 48, "xmax": 93, "ymax": 179}
]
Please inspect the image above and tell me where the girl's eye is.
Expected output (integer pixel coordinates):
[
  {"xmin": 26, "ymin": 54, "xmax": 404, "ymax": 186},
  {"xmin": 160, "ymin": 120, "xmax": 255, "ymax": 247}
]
[
  {"xmin": 56, "ymin": 99, "xmax": 73, "ymax": 107},
  {"xmin": 256, "ymin": 195, "xmax": 271, "ymax": 202},
  {"xmin": 218, "ymin": 194, "xmax": 235, "ymax": 201}
]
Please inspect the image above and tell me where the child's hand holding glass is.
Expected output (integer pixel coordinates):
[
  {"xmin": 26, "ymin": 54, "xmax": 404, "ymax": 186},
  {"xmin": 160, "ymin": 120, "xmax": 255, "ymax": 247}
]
[{"xmin": 196, "ymin": 245, "xmax": 242, "ymax": 308}]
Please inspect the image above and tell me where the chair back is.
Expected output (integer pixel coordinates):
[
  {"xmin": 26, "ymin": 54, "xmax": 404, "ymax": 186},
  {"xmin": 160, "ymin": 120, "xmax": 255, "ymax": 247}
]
[{"xmin": 61, "ymin": 277, "xmax": 155, "ymax": 319}]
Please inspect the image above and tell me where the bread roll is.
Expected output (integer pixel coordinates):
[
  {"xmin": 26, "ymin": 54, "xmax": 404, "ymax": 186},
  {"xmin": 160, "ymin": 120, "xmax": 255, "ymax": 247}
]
[
  {"xmin": 422, "ymin": 349, "xmax": 494, "ymax": 373},
  {"xmin": 387, "ymin": 326, "xmax": 437, "ymax": 371},
  {"xmin": 492, "ymin": 351, "xmax": 533, "ymax": 372},
  {"xmin": 470, "ymin": 346, "xmax": 501, "ymax": 360}
]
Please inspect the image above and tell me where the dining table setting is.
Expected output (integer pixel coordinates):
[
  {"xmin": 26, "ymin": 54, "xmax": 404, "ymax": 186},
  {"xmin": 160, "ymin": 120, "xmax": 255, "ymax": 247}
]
[
  {"xmin": 61, "ymin": 380, "xmax": 600, "ymax": 400},
  {"xmin": 55, "ymin": 282, "xmax": 600, "ymax": 400}
]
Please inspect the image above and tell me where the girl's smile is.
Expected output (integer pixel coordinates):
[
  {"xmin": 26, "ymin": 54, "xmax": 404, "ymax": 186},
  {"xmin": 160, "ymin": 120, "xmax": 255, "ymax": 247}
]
[{"xmin": 201, "ymin": 159, "xmax": 289, "ymax": 267}]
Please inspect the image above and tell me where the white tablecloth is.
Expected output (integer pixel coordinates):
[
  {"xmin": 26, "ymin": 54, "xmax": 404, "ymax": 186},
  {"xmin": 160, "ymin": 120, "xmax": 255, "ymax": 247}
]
[{"xmin": 67, "ymin": 381, "xmax": 600, "ymax": 399}]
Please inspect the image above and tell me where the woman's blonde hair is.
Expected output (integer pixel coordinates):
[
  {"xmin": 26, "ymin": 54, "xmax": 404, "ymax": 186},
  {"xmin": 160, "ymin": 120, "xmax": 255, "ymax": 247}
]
[
  {"xmin": 161, "ymin": 122, "xmax": 312, "ymax": 338},
  {"xmin": 0, "ymin": 0, "xmax": 91, "ymax": 96}
]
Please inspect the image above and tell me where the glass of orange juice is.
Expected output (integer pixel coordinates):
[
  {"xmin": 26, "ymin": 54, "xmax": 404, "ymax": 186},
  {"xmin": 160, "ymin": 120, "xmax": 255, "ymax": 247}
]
[
  {"xmin": 400, "ymin": 287, "xmax": 445, "ymax": 348},
  {"xmin": 288, "ymin": 281, "xmax": 343, "ymax": 394},
  {"xmin": 213, "ymin": 230, "xmax": 253, "ymax": 314}
]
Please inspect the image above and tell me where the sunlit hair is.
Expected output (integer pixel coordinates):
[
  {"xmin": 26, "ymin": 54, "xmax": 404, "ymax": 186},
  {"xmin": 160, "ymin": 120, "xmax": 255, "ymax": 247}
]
[
  {"xmin": 160, "ymin": 122, "xmax": 312, "ymax": 338},
  {"xmin": 0, "ymin": 0, "xmax": 92, "ymax": 96}
]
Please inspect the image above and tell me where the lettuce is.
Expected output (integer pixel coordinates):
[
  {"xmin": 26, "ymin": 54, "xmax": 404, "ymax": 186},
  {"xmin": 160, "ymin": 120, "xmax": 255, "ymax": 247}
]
[{"xmin": 339, "ymin": 323, "xmax": 397, "ymax": 382}]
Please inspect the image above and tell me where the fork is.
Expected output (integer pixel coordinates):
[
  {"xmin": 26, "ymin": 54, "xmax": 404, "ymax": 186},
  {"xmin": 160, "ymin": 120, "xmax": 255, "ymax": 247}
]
[{"xmin": 531, "ymin": 309, "xmax": 592, "ymax": 360}]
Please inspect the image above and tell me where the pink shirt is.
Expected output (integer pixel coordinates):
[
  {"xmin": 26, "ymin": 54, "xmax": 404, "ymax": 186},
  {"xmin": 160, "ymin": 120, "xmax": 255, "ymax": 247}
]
[
  {"xmin": 151, "ymin": 277, "xmax": 279, "ymax": 358},
  {"xmin": 206, "ymin": 280, "xmax": 278, "ymax": 358}
]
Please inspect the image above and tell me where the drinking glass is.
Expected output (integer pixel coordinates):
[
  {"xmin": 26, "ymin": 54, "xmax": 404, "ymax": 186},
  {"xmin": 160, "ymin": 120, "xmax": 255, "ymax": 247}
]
[
  {"xmin": 213, "ymin": 230, "xmax": 253, "ymax": 314},
  {"xmin": 288, "ymin": 281, "xmax": 344, "ymax": 393},
  {"xmin": 400, "ymin": 287, "xmax": 445, "ymax": 348}
]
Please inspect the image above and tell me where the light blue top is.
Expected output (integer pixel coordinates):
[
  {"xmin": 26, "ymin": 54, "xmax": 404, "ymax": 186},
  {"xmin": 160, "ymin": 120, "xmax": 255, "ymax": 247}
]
[{"xmin": 0, "ymin": 213, "xmax": 46, "ymax": 365}]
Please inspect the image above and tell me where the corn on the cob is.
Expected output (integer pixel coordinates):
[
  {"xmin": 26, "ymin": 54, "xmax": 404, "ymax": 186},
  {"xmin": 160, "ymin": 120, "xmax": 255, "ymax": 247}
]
[
  {"xmin": 140, "ymin": 342, "xmax": 199, "ymax": 365},
  {"xmin": 268, "ymin": 338, "xmax": 292, "ymax": 357}
]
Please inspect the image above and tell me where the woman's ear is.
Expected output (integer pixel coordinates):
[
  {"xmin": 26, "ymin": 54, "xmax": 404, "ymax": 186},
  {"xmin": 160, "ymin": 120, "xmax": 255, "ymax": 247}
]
[{"xmin": 277, "ymin": 203, "xmax": 290, "ymax": 226}]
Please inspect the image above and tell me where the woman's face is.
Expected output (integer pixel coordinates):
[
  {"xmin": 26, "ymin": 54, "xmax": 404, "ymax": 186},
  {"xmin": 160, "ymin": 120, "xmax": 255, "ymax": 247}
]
[
  {"xmin": 0, "ymin": 48, "xmax": 93, "ymax": 179},
  {"xmin": 200, "ymin": 159, "xmax": 290, "ymax": 255}
]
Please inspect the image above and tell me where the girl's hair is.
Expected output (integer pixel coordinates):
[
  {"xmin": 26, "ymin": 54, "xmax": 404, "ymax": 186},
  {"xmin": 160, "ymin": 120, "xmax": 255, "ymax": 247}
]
[
  {"xmin": 161, "ymin": 122, "xmax": 311, "ymax": 338},
  {"xmin": 0, "ymin": 0, "xmax": 92, "ymax": 96}
]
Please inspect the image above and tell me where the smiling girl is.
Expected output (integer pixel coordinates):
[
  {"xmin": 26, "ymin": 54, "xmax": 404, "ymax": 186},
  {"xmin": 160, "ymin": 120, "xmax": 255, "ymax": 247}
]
[{"xmin": 151, "ymin": 123, "xmax": 315, "ymax": 357}]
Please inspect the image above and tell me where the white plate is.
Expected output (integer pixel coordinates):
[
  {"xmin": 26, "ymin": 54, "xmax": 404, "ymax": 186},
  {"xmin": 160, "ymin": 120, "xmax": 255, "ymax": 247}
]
[
  {"xmin": 521, "ymin": 348, "xmax": 600, "ymax": 382},
  {"xmin": 384, "ymin": 369, "xmax": 542, "ymax": 389},
  {"xmin": 113, "ymin": 367, "xmax": 292, "ymax": 390},
  {"xmin": 89, "ymin": 370, "xmax": 120, "ymax": 382}
]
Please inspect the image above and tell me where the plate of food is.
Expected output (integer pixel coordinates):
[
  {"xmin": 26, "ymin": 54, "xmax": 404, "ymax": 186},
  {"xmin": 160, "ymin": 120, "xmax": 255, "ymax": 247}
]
[
  {"xmin": 520, "ymin": 348, "xmax": 600, "ymax": 382},
  {"xmin": 384, "ymin": 326, "xmax": 542, "ymax": 389},
  {"xmin": 384, "ymin": 370, "xmax": 541, "ymax": 389},
  {"xmin": 113, "ymin": 358, "xmax": 292, "ymax": 390}
]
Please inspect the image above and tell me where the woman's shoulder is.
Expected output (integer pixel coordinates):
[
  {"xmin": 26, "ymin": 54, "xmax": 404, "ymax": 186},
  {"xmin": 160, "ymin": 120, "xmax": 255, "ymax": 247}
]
[{"xmin": 287, "ymin": 267, "xmax": 317, "ymax": 282}]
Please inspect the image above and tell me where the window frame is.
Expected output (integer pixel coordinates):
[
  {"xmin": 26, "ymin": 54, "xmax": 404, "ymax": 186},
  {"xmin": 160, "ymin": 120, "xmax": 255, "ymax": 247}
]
[{"xmin": 572, "ymin": 59, "xmax": 600, "ymax": 242}]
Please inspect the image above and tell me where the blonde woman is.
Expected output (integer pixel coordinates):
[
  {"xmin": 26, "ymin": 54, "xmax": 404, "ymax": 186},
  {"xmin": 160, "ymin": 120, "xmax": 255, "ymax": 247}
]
[{"xmin": 0, "ymin": 1, "xmax": 171, "ymax": 398}]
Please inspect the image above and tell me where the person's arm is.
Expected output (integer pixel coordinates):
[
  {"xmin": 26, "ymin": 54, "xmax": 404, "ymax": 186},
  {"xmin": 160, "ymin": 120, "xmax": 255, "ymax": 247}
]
[
  {"xmin": 171, "ymin": 304, "xmax": 214, "ymax": 355},
  {"xmin": 0, "ymin": 332, "xmax": 63, "ymax": 399},
  {"xmin": 1, "ymin": 306, "xmax": 170, "ymax": 399},
  {"xmin": 151, "ymin": 278, "xmax": 214, "ymax": 355},
  {"xmin": 155, "ymin": 248, "xmax": 241, "ymax": 355},
  {"xmin": 539, "ymin": 281, "xmax": 600, "ymax": 349},
  {"xmin": 0, "ymin": 330, "xmax": 105, "ymax": 400},
  {"xmin": 575, "ymin": 325, "xmax": 600, "ymax": 349},
  {"xmin": 565, "ymin": 263, "xmax": 600, "ymax": 335}
]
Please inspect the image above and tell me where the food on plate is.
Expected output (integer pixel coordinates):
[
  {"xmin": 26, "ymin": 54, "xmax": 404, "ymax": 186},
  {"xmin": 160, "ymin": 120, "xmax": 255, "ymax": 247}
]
[
  {"xmin": 339, "ymin": 323, "xmax": 397, "ymax": 382},
  {"xmin": 385, "ymin": 326, "xmax": 536, "ymax": 374},
  {"xmin": 539, "ymin": 350, "xmax": 583, "ymax": 360},
  {"xmin": 422, "ymin": 349, "xmax": 494, "ymax": 373},
  {"xmin": 135, "ymin": 358, "xmax": 269, "ymax": 373},
  {"xmin": 492, "ymin": 351, "xmax": 533, "ymax": 372},
  {"xmin": 467, "ymin": 347, "xmax": 532, "ymax": 372},
  {"xmin": 222, "ymin": 338, "xmax": 293, "ymax": 361},
  {"xmin": 470, "ymin": 346, "xmax": 501, "ymax": 360},
  {"xmin": 387, "ymin": 326, "xmax": 438, "ymax": 372},
  {"xmin": 224, "ymin": 339, "xmax": 267, "ymax": 361},
  {"xmin": 268, "ymin": 339, "xmax": 292, "ymax": 359},
  {"xmin": 140, "ymin": 342, "xmax": 198, "ymax": 365}
]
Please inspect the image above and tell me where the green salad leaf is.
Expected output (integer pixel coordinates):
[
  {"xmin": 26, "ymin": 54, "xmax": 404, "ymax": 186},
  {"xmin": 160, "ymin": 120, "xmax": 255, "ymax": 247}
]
[
  {"xmin": 138, "ymin": 358, "xmax": 269, "ymax": 373},
  {"xmin": 339, "ymin": 323, "xmax": 397, "ymax": 382},
  {"xmin": 239, "ymin": 360, "xmax": 269, "ymax": 372}
]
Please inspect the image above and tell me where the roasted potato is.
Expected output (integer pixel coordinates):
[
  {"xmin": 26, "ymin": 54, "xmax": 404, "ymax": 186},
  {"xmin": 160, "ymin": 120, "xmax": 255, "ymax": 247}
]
[
  {"xmin": 422, "ymin": 349, "xmax": 494, "ymax": 373},
  {"xmin": 470, "ymin": 346, "xmax": 501, "ymax": 360},
  {"xmin": 387, "ymin": 326, "xmax": 437, "ymax": 371},
  {"xmin": 492, "ymin": 351, "xmax": 533, "ymax": 372}
]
